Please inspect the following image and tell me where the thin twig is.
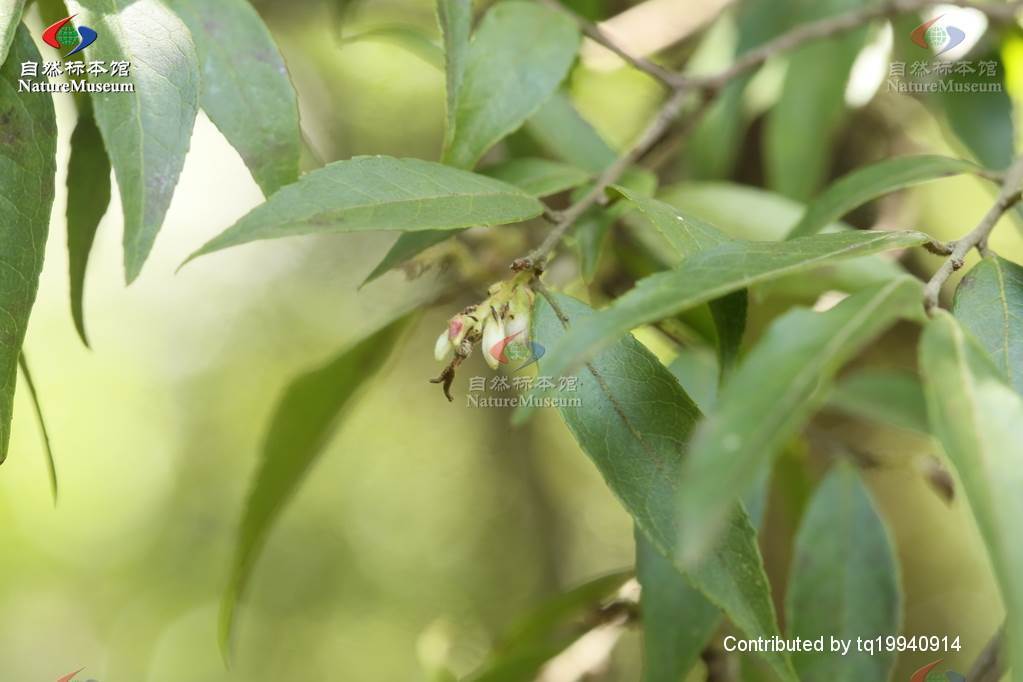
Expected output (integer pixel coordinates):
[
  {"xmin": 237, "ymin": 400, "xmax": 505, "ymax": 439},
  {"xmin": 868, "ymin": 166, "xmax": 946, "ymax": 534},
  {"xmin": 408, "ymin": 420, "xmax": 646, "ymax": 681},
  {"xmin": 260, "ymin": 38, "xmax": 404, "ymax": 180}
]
[
  {"xmin": 923, "ymin": 156, "xmax": 1023, "ymax": 311},
  {"xmin": 537, "ymin": 0, "xmax": 679, "ymax": 88},
  {"xmin": 968, "ymin": 625, "xmax": 1005, "ymax": 682}
]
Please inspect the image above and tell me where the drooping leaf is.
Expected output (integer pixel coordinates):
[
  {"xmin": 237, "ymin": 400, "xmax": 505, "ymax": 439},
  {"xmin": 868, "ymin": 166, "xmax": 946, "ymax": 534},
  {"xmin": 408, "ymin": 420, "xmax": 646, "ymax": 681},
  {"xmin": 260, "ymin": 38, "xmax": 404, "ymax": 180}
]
[
  {"xmin": 18, "ymin": 354, "xmax": 58, "ymax": 501},
  {"xmin": 437, "ymin": 0, "xmax": 471, "ymax": 155},
  {"xmin": 533, "ymin": 294, "xmax": 796, "ymax": 682},
  {"xmin": 0, "ymin": 0, "xmax": 25, "ymax": 64},
  {"xmin": 539, "ymin": 231, "xmax": 929, "ymax": 379},
  {"xmin": 166, "ymin": 0, "xmax": 301, "ymax": 196},
  {"xmin": 525, "ymin": 92, "xmax": 617, "ymax": 174},
  {"xmin": 442, "ymin": 1, "xmax": 580, "ymax": 169},
  {"xmin": 360, "ymin": 231, "xmax": 456, "ymax": 287},
  {"xmin": 786, "ymin": 463, "xmax": 901, "ymax": 682},
  {"xmin": 468, "ymin": 570, "xmax": 632, "ymax": 682},
  {"xmin": 952, "ymin": 256, "xmax": 1023, "ymax": 395},
  {"xmin": 482, "ymin": 157, "xmax": 590, "ymax": 197},
  {"xmin": 825, "ymin": 368, "xmax": 929, "ymax": 434},
  {"xmin": 764, "ymin": 0, "xmax": 869, "ymax": 200},
  {"xmin": 65, "ymin": 0, "xmax": 199, "ymax": 283},
  {"xmin": 920, "ymin": 311, "xmax": 1023, "ymax": 681},
  {"xmin": 675, "ymin": 278, "xmax": 924, "ymax": 562},
  {"xmin": 788, "ymin": 155, "xmax": 985, "ymax": 239},
  {"xmin": 0, "ymin": 26, "xmax": 57, "ymax": 464},
  {"xmin": 220, "ymin": 316, "xmax": 412, "ymax": 657},
  {"xmin": 710, "ymin": 290, "xmax": 747, "ymax": 376},
  {"xmin": 575, "ymin": 168, "xmax": 657, "ymax": 282},
  {"xmin": 187, "ymin": 156, "xmax": 544, "ymax": 262},
  {"xmin": 636, "ymin": 528, "xmax": 719, "ymax": 682},
  {"xmin": 66, "ymin": 104, "xmax": 111, "ymax": 348}
]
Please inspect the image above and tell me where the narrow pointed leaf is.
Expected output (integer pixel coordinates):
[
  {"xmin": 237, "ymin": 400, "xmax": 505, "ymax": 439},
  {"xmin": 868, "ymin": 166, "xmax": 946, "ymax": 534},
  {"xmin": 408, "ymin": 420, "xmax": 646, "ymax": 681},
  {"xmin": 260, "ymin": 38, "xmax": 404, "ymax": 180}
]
[
  {"xmin": 636, "ymin": 528, "xmax": 719, "ymax": 682},
  {"xmin": 953, "ymin": 256, "xmax": 1023, "ymax": 395},
  {"xmin": 188, "ymin": 156, "xmax": 544, "ymax": 262},
  {"xmin": 483, "ymin": 158, "xmax": 590, "ymax": 197},
  {"xmin": 525, "ymin": 92, "xmax": 617, "ymax": 174},
  {"xmin": 0, "ymin": 26, "xmax": 57, "ymax": 464},
  {"xmin": 437, "ymin": 0, "xmax": 471, "ymax": 156},
  {"xmin": 0, "ymin": 0, "xmax": 25, "ymax": 64},
  {"xmin": 18, "ymin": 354, "xmax": 58, "ymax": 501},
  {"xmin": 540, "ymin": 231, "xmax": 929, "ymax": 379},
  {"xmin": 825, "ymin": 369, "xmax": 929, "ymax": 434},
  {"xmin": 66, "ymin": 106, "xmax": 112, "ymax": 347},
  {"xmin": 67, "ymin": 0, "xmax": 200, "ymax": 283},
  {"xmin": 220, "ymin": 317, "xmax": 412, "ymax": 657},
  {"xmin": 786, "ymin": 464, "xmax": 901, "ymax": 682},
  {"xmin": 166, "ymin": 0, "xmax": 301, "ymax": 197},
  {"xmin": 442, "ymin": 1, "xmax": 580, "ymax": 169},
  {"xmin": 788, "ymin": 155, "xmax": 984, "ymax": 239},
  {"xmin": 920, "ymin": 311, "xmax": 1023, "ymax": 682},
  {"xmin": 677, "ymin": 278, "xmax": 924, "ymax": 562},
  {"xmin": 533, "ymin": 294, "xmax": 796, "ymax": 682}
]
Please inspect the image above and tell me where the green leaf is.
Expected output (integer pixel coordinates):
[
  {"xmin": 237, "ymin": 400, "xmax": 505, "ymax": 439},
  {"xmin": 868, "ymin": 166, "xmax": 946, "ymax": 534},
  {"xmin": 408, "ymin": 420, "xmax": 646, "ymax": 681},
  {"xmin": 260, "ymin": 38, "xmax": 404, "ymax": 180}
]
[
  {"xmin": 442, "ymin": 1, "xmax": 580, "ymax": 169},
  {"xmin": 920, "ymin": 311, "xmax": 1023, "ymax": 681},
  {"xmin": 825, "ymin": 369, "xmax": 929, "ymax": 434},
  {"xmin": 525, "ymin": 92, "xmax": 617, "ymax": 174},
  {"xmin": 676, "ymin": 278, "xmax": 924, "ymax": 563},
  {"xmin": 953, "ymin": 256, "xmax": 1023, "ymax": 395},
  {"xmin": 533, "ymin": 294, "xmax": 796, "ymax": 682},
  {"xmin": 166, "ymin": 0, "xmax": 301, "ymax": 196},
  {"xmin": 66, "ymin": 105, "xmax": 112, "ymax": 348},
  {"xmin": 220, "ymin": 316, "xmax": 412, "ymax": 657},
  {"xmin": 764, "ymin": 0, "xmax": 868, "ymax": 200},
  {"xmin": 187, "ymin": 156, "xmax": 544, "ymax": 262},
  {"xmin": 786, "ymin": 463, "xmax": 901, "ymax": 682},
  {"xmin": 636, "ymin": 528, "xmax": 719, "ymax": 682},
  {"xmin": 67, "ymin": 0, "xmax": 200, "ymax": 283},
  {"xmin": 710, "ymin": 290, "xmax": 747, "ymax": 376},
  {"xmin": 576, "ymin": 169, "xmax": 657, "ymax": 282},
  {"xmin": 360, "ymin": 231, "xmax": 455, "ymax": 287},
  {"xmin": 539, "ymin": 230, "xmax": 929, "ymax": 380},
  {"xmin": 0, "ymin": 26, "xmax": 57, "ymax": 464},
  {"xmin": 788, "ymin": 155, "xmax": 985, "ymax": 239},
  {"xmin": 341, "ymin": 25, "xmax": 443, "ymax": 70},
  {"xmin": 437, "ymin": 0, "xmax": 471, "ymax": 155},
  {"xmin": 482, "ymin": 157, "xmax": 590, "ymax": 197},
  {"xmin": 468, "ymin": 570, "xmax": 633, "ymax": 681},
  {"xmin": 18, "ymin": 354, "xmax": 58, "ymax": 502},
  {"xmin": 0, "ymin": 0, "xmax": 25, "ymax": 64}
]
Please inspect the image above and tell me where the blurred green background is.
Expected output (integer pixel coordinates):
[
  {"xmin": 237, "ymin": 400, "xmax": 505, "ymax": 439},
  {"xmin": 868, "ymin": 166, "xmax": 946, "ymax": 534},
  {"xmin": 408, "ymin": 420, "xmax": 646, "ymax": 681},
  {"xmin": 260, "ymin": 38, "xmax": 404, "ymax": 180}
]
[{"xmin": 2, "ymin": 0, "xmax": 1021, "ymax": 679}]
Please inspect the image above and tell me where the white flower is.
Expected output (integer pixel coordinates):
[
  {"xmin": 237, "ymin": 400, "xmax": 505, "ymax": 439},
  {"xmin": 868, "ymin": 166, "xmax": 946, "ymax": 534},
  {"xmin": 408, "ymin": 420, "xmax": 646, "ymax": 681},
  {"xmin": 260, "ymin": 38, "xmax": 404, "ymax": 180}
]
[
  {"xmin": 434, "ymin": 330, "xmax": 453, "ymax": 361},
  {"xmin": 481, "ymin": 316, "xmax": 506, "ymax": 369}
]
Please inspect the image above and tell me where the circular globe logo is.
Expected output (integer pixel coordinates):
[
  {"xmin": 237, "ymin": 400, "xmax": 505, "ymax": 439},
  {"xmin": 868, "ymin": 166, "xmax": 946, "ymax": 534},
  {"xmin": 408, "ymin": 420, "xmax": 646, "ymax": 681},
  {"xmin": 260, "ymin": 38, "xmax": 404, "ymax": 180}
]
[
  {"xmin": 55, "ymin": 22, "xmax": 80, "ymax": 49},
  {"xmin": 925, "ymin": 24, "xmax": 948, "ymax": 49}
]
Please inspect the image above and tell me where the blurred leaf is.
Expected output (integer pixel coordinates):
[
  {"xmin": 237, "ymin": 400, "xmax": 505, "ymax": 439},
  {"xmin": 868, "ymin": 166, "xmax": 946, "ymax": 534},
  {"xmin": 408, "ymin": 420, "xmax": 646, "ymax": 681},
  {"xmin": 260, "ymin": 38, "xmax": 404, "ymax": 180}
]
[
  {"xmin": 360, "ymin": 231, "xmax": 455, "ymax": 288},
  {"xmin": 482, "ymin": 157, "xmax": 590, "ymax": 197},
  {"xmin": 667, "ymin": 346, "xmax": 718, "ymax": 414},
  {"xmin": 825, "ymin": 369, "xmax": 929, "ymax": 433},
  {"xmin": 576, "ymin": 169, "xmax": 657, "ymax": 281},
  {"xmin": 676, "ymin": 278, "xmax": 924, "ymax": 562},
  {"xmin": 0, "ymin": 0, "xmax": 24, "ymax": 64},
  {"xmin": 920, "ymin": 311, "xmax": 1023, "ymax": 680},
  {"xmin": 636, "ymin": 528, "xmax": 719, "ymax": 682},
  {"xmin": 936, "ymin": 52, "xmax": 1016, "ymax": 171},
  {"xmin": 468, "ymin": 570, "xmax": 631, "ymax": 682},
  {"xmin": 0, "ymin": 26, "xmax": 57, "ymax": 465},
  {"xmin": 788, "ymin": 155, "xmax": 985, "ymax": 239},
  {"xmin": 710, "ymin": 290, "xmax": 747, "ymax": 376},
  {"xmin": 525, "ymin": 92, "xmax": 617, "ymax": 174},
  {"xmin": 66, "ymin": 104, "xmax": 111, "ymax": 348},
  {"xmin": 533, "ymin": 294, "xmax": 796, "ymax": 682},
  {"xmin": 167, "ymin": 0, "xmax": 301, "ymax": 196},
  {"xmin": 438, "ymin": 0, "xmax": 471, "ymax": 155},
  {"xmin": 220, "ymin": 316, "xmax": 413, "ymax": 658},
  {"xmin": 539, "ymin": 231, "xmax": 930, "ymax": 380},
  {"xmin": 953, "ymin": 256, "xmax": 1023, "ymax": 395},
  {"xmin": 341, "ymin": 25, "xmax": 443, "ymax": 69},
  {"xmin": 443, "ymin": 1, "xmax": 580, "ymax": 169},
  {"xmin": 67, "ymin": 0, "xmax": 200, "ymax": 283},
  {"xmin": 187, "ymin": 156, "xmax": 544, "ymax": 262},
  {"xmin": 18, "ymin": 354, "xmax": 58, "ymax": 501},
  {"xmin": 765, "ymin": 0, "xmax": 869, "ymax": 200},
  {"xmin": 786, "ymin": 463, "xmax": 901, "ymax": 682}
]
